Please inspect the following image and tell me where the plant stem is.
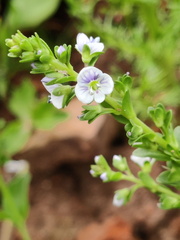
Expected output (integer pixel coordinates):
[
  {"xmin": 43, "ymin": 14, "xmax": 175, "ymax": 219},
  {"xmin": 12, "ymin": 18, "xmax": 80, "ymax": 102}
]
[
  {"xmin": 51, "ymin": 59, "xmax": 77, "ymax": 79},
  {"xmin": 131, "ymin": 116, "xmax": 168, "ymax": 149},
  {"xmin": 155, "ymin": 184, "xmax": 180, "ymax": 200},
  {"xmin": 19, "ymin": 223, "xmax": 31, "ymax": 240},
  {"xmin": 122, "ymin": 172, "xmax": 180, "ymax": 201},
  {"xmin": 105, "ymin": 95, "xmax": 122, "ymax": 110}
]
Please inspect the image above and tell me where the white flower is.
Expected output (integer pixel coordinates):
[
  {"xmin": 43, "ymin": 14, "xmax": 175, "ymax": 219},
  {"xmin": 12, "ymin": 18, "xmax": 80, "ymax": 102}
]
[
  {"xmin": 75, "ymin": 33, "xmax": 104, "ymax": 54},
  {"xmin": 4, "ymin": 160, "xmax": 29, "ymax": 174},
  {"xmin": 94, "ymin": 155, "xmax": 100, "ymax": 163},
  {"xmin": 130, "ymin": 154, "xmax": 155, "ymax": 167},
  {"xmin": 57, "ymin": 45, "xmax": 66, "ymax": 55},
  {"xmin": 75, "ymin": 66, "xmax": 114, "ymax": 104},
  {"xmin": 41, "ymin": 77, "xmax": 64, "ymax": 109},
  {"xmin": 113, "ymin": 155, "xmax": 122, "ymax": 161},
  {"xmin": 89, "ymin": 169, "xmax": 95, "ymax": 176},
  {"xmin": 113, "ymin": 194, "xmax": 124, "ymax": 207},
  {"xmin": 100, "ymin": 172, "xmax": 108, "ymax": 181}
]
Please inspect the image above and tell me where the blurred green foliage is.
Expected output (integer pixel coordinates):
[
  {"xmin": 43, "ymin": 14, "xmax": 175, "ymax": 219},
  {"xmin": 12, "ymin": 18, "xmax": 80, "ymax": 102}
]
[
  {"xmin": 0, "ymin": 0, "xmax": 68, "ymax": 164},
  {"xmin": 0, "ymin": 80, "xmax": 67, "ymax": 165},
  {"xmin": 0, "ymin": 0, "xmax": 61, "ymax": 95},
  {"xmin": 66, "ymin": 0, "xmax": 180, "ymax": 117},
  {"xmin": 0, "ymin": 1, "xmax": 68, "ymax": 238}
]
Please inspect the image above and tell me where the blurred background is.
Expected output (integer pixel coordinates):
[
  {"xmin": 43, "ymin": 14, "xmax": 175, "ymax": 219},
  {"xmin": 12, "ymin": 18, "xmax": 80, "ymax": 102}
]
[{"xmin": 0, "ymin": 0, "xmax": 180, "ymax": 239}]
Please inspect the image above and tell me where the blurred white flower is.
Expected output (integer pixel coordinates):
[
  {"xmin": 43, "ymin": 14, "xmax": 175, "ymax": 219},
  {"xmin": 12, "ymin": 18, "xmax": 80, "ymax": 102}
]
[
  {"xmin": 75, "ymin": 66, "xmax": 114, "ymax": 104},
  {"xmin": 100, "ymin": 172, "xmax": 108, "ymax": 181},
  {"xmin": 130, "ymin": 154, "xmax": 155, "ymax": 167},
  {"xmin": 57, "ymin": 45, "xmax": 66, "ymax": 55},
  {"xmin": 41, "ymin": 77, "xmax": 64, "ymax": 109},
  {"xmin": 113, "ymin": 193, "xmax": 124, "ymax": 207},
  {"xmin": 4, "ymin": 160, "xmax": 29, "ymax": 174},
  {"xmin": 75, "ymin": 33, "xmax": 104, "ymax": 54}
]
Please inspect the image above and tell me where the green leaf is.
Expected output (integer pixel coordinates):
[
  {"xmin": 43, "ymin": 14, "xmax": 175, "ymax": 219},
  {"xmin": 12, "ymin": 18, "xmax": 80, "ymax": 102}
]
[
  {"xmin": 156, "ymin": 168, "xmax": 180, "ymax": 189},
  {"xmin": 0, "ymin": 211, "xmax": 8, "ymax": 220},
  {"xmin": 112, "ymin": 114, "xmax": 129, "ymax": 124},
  {"xmin": 156, "ymin": 171, "xmax": 170, "ymax": 185},
  {"xmin": 8, "ymin": 80, "xmax": 36, "ymax": 121},
  {"xmin": 0, "ymin": 176, "xmax": 24, "ymax": 227},
  {"xmin": 132, "ymin": 148, "xmax": 170, "ymax": 161},
  {"xmin": 122, "ymin": 91, "xmax": 135, "ymax": 118},
  {"xmin": 0, "ymin": 121, "xmax": 30, "ymax": 164},
  {"xmin": 32, "ymin": 100, "xmax": 68, "ymax": 129},
  {"xmin": 6, "ymin": 0, "xmax": 61, "ymax": 30},
  {"xmin": 8, "ymin": 173, "xmax": 31, "ymax": 219}
]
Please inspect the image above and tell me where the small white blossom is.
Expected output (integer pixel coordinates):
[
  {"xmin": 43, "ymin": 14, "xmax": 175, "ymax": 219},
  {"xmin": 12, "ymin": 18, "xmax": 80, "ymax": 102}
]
[
  {"xmin": 37, "ymin": 50, "xmax": 42, "ymax": 55},
  {"xmin": 41, "ymin": 77, "xmax": 64, "ymax": 109},
  {"xmin": 4, "ymin": 160, "xmax": 29, "ymax": 174},
  {"xmin": 57, "ymin": 45, "xmax": 66, "ymax": 55},
  {"xmin": 130, "ymin": 154, "xmax": 155, "ymax": 167},
  {"xmin": 75, "ymin": 66, "xmax": 114, "ymax": 104},
  {"xmin": 100, "ymin": 172, "xmax": 108, "ymax": 181},
  {"xmin": 94, "ymin": 155, "xmax": 100, "ymax": 163},
  {"xmin": 89, "ymin": 169, "xmax": 95, "ymax": 175},
  {"xmin": 75, "ymin": 33, "xmax": 104, "ymax": 54},
  {"xmin": 31, "ymin": 63, "xmax": 37, "ymax": 69},
  {"xmin": 113, "ymin": 155, "xmax": 122, "ymax": 161},
  {"xmin": 113, "ymin": 194, "xmax": 124, "ymax": 207}
]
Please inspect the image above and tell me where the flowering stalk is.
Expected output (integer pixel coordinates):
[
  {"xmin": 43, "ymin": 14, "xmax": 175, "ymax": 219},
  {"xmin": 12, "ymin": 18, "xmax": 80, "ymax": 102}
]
[{"xmin": 5, "ymin": 31, "xmax": 180, "ymax": 212}]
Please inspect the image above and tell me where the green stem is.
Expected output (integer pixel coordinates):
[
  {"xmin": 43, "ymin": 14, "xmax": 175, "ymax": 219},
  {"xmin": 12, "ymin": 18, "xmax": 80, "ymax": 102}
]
[
  {"xmin": 122, "ymin": 174, "xmax": 141, "ymax": 185},
  {"xmin": 18, "ymin": 223, "xmax": 31, "ymax": 240},
  {"xmin": 131, "ymin": 116, "xmax": 168, "ymax": 149},
  {"xmin": 155, "ymin": 184, "xmax": 180, "ymax": 200},
  {"xmin": 105, "ymin": 95, "xmax": 168, "ymax": 150},
  {"xmin": 105, "ymin": 95, "xmax": 122, "ymax": 110},
  {"xmin": 51, "ymin": 59, "xmax": 78, "ymax": 79},
  {"xmin": 122, "ymin": 172, "xmax": 180, "ymax": 201}
]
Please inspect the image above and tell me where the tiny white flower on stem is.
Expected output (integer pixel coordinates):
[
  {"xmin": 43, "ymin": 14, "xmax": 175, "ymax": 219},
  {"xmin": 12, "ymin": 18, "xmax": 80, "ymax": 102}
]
[
  {"xmin": 57, "ymin": 45, "xmax": 66, "ymax": 55},
  {"xmin": 4, "ymin": 160, "xmax": 29, "ymax": 174},
  {"xmin": 130, "ymin": 155, "xmax": 155, "ymax": 167},
  {"xmin": 89, "ymin": 169, "xmax": 95, "ymax": 176},
  {"xmin": 113, "ymin": 155, "xmax": 122, "ymax": 161},
  {"xmin": 41, "ymin": 77, "xmax": 64, "ymax": 109},
  {"xmin": 75, "ymin": 66, "xmax": 114, "ymax": 104},
  {"xmin": 75, "ymin": 33, "xmax": 104, "ymax": 54},
  {"xmin": 113, "ymin": 194, "xmax": 124, "ymax": 207},
  {"xmin": 100, "ymin": 172, "xmax": 108, "ymax": 181},
  {"xmin": 94, "ymin": 155, "xmax": 100, "ymax": 164}
]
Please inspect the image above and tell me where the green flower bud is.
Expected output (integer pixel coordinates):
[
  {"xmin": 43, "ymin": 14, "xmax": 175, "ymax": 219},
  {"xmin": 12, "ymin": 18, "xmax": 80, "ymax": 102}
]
[
  {"xmin": 112, "ymin": 155, "xmax": 128, "ymax": 171},
  {"xmin": 158, "ymin": 194, "xmax": 180, "ymax": 209},
  {"xmin": 113, "ymin": 188, "xmax": 132, "ymax": 207}
]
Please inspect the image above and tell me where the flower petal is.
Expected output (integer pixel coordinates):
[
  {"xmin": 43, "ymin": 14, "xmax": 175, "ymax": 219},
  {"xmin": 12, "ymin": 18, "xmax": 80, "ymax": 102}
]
[
  {"xmin": 87, "ymin": 42, "xmax": 104, "ymax": 54},
  {"xmin": 75, "ymin": 33, "xmax": 89, "ymax": 53},
  {"xmin": 42, "ymin": 82, "xmax": 59, "ymax": 94},
  {"xmin": 75, "ymin": 84, "xmax": 93, "ymax": 104},
  {"xmin": 57, "ymin": 45, "xmax": 66, "ymax": 55},
  {"xmin": 94, "ymin": 90, "xmax": 105, "ymax": 103},
  {"xmin": 50, "ymin": 94, "xmax": 64, "ymax": 109},
  {"xmin": 77, "ymin": 66, "xmax": 102, "ymax": 85},
  {"xmin": 99, "ymin": 74, "xmax": 114, "ymax": 94}
]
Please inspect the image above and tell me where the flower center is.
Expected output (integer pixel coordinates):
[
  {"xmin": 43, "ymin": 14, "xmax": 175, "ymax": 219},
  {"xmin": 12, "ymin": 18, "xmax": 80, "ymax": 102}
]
[{"xmin": 89, "ymin": 80, "xmax": 100, "ymax": 92}]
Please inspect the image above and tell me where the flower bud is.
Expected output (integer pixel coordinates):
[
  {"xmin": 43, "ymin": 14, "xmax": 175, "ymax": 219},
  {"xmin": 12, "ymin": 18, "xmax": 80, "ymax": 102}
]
[
  {"xmin": 113, "ymin": 188, "xmax": 131, "ymax": 207},
  {"xmin": 112, "ymin": 155, "xmax": 128, "ymax": 171}
]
